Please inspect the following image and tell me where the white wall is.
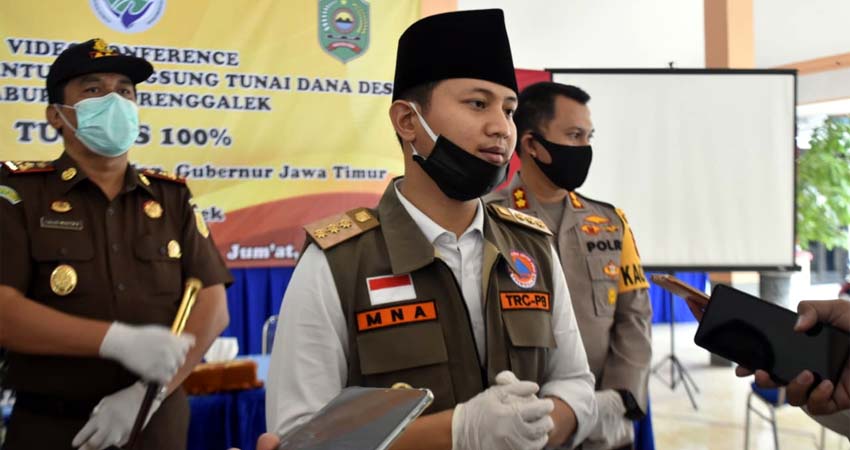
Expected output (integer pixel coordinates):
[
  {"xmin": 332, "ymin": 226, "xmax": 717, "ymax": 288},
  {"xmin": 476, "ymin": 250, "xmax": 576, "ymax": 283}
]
[
  {"xmin": 754, "ymin": 0, "xmax": 850, "ymax": 67},
  {"xmin": 458, "ymin": 0, "xmax": 705, "ymax": 70}
]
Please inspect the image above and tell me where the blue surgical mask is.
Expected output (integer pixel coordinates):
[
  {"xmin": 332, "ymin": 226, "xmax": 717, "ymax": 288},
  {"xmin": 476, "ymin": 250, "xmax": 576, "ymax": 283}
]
[{"xmin": 55, "ymin": 92, "xmax": 140, "ymax": 158}]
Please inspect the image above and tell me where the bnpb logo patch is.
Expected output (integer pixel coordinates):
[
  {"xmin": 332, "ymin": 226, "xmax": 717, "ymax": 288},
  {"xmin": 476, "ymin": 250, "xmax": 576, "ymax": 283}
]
[{"xmin": 508, "ymin": 250, "xmax": 537, "ymax": 289}]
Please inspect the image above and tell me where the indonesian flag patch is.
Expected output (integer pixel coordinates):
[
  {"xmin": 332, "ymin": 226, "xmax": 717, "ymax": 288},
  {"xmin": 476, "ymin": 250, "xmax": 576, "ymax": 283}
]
[{"xmin": 366, "ymin": 274, "xmax": 417, "ymax": 305}]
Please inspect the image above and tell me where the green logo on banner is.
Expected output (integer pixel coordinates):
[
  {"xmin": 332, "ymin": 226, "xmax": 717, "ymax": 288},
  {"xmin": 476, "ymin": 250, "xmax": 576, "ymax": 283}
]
[{"xmin": 319, "ymin": 0, "xmax": 370, "ymax": 63}]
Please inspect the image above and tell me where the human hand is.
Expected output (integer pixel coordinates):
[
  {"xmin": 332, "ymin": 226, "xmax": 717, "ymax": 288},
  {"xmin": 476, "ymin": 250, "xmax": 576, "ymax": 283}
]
[
  {"xmin": 99, "ymin": 322, "xmax": 195, "ymax": 384},
  {"xmin": 72, "ymin": 382, "xmax": 162, "ymax": 450},
  {"xmin": 583, "ymin": 390, "xmax": 633, "ymax": 450},
  {"xmin": 452, "ymin": 370, "xmax": 554, "ymax": 450},
  {"xmin": 736, "ymin": 300, "xmax": 850, "ymax": 415}
]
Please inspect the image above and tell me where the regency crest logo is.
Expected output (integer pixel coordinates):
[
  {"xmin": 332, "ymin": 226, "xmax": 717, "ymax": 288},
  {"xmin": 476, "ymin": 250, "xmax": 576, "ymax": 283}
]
[
  {"xmin": 319, "ymin": 0, "xmax": 370, "ymax": 63},
  {"xmin": 89, "ymin": 0, "xmax": 166, "ymax": 34}
]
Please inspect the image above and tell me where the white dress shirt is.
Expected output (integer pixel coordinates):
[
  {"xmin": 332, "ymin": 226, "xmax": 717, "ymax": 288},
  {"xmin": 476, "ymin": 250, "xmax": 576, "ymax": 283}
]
[{"xmin": 266, "ymin": 181, "xmax": 597, "ymax": 443}]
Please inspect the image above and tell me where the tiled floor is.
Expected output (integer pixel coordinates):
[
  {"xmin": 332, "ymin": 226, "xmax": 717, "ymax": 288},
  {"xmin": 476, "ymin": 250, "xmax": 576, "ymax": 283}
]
[{"xmin": 649, "ymin": 321, "xmax": 850, "ymax": 450}]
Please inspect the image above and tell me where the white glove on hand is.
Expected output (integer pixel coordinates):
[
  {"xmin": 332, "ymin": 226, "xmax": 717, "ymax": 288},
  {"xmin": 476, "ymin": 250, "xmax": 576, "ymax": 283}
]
[
  {"xmin": 452, "ymin": 370, "xmax": 555, "ymax": 450},
  {"xmin": 583, "ymin": 390, "xmax": 633, "ymax": 450},
  {"xmin": 99, "ymin": 322, "xmax": 195, "ymax": 384},
  {"xmin": 72, "ymin": 382, "xmax": 163, "ymax": 450}
]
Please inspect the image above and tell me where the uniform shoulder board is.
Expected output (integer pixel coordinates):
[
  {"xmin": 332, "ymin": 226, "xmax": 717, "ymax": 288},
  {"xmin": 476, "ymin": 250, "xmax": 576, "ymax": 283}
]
[
  {"xmin": 141, "ymin": 168, "xmax": 186, "ymax": 185},
  {"xmin": 573, "ymin": 191, "xmax": 618, "ymax": 213},
  {"xmin": 303, "ymin": 207, "xmax": 380, "ymax": 250},
  {"xmin": 3, "ymin": 160, "xmax": 55, "ymax": 174},
  {"xmin": 488, "ymin": 203, "xmax": 552, "ymax": 236}
]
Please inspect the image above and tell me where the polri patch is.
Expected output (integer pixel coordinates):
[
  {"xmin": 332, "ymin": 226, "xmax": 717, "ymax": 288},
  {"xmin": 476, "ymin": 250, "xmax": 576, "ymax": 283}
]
[{"xmin": 356, "ymin": 300, "xmax": 437, "ymax": 332}]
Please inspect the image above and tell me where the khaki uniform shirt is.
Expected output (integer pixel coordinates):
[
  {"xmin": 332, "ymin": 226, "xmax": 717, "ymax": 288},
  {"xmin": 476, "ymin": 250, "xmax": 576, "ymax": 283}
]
[
  {"xmin": 487, "ymin": 174, "xmax": 652, "ymax": 418},
  {"xmin": 0, "ymin": 152, "xmax": 232, "ymax": 450}
]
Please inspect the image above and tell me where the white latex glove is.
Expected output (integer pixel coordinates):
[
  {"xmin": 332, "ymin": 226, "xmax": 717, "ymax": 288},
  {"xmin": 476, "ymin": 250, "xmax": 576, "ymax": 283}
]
[
  {"xmin": 583, "ymin": 390, "xmax": 633, "ymax": 450},
  {"xmin": 99, "ymin": 322, "xmax": 195, "ymax": 384},
  {"xmin": 452, "ymin": 370, "xmax": 555, "ymax": 450},
  {"xmin": 72, "ymin": 382, "xmax": 163, "ymax": 450}
]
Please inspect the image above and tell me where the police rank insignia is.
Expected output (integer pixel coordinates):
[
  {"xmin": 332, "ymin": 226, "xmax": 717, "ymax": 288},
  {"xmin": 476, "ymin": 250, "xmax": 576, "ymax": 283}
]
[
  {"xmin": 512, "ymin": 187, "xmax": 528, "ymax": 210},
  {"xmin": 143, "ymin": 200, "xmax": 163, "ymax": 219},
  {"xmin": 61, "ymin": 167, "xmax": 77, "ymax": 181},
  {"xmin": 50, "ymin": 264, "xmax": 77, "ymax": 296},
  {"xmin": 319, "ymin": 0, "xmax": 370, "ymax": 63},
  {"xmin": 51, "ymin": 200, "xmax": 72, "ymax": 213}
]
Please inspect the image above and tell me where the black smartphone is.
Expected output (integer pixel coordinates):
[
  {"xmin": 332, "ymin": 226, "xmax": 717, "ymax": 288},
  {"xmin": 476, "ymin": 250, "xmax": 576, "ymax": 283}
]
[{"xmin": 695, "ymin": 284, "xmax": 850, "ymax": 386}]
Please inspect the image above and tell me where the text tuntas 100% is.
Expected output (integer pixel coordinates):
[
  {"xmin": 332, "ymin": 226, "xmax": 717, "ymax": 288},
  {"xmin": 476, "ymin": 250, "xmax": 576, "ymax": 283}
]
[{"xmin": 160, "ymin": 127, "xmax": 233, "ymax": 147}]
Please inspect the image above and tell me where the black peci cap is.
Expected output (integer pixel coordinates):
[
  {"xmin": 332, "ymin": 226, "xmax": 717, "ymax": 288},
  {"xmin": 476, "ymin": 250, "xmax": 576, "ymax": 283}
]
[
  {"xmin": 391, "ymin": 9, "xmax": 517, "ymax": 100},
  {"xmin": 46, "ymin": 38, "xmax": 153, "ymax": 104}
]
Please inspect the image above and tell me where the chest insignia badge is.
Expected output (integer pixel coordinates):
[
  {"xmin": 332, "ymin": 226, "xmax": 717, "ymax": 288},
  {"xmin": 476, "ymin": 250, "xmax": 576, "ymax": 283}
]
[
  {"xmin": 51, "ymin": 200, "xmax": 72, "ymax": 213},
  {"xmin": 603, "ymin": 260, "xmax": 619, "ymax": 279},
  {"xmin": 167, "ymin": 240, "xmax": 182, "ymax": 258},
  {"xmin": 50, "ymin": 264, "xmax": 78, "ymax": 296},
  {"xmin": 144, "ymin": 200, "xmax": 163, "ymax": 219}
]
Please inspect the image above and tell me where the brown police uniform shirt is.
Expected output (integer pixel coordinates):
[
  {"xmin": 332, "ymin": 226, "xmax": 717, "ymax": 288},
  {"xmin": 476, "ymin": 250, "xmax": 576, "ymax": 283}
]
[
  {"xmin": 0, "ymin": 152, "xmax": 232, "ymax": 447},
  {"xmin": 487, "ymin": 174, "xmax": 653, "ymax": 421}
]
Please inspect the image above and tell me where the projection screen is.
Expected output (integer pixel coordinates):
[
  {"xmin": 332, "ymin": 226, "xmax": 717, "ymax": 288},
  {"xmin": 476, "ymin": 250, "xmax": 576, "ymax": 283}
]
[{"xmin": 548, "ymin": 69, "xmax": 797, "ymax": 271}]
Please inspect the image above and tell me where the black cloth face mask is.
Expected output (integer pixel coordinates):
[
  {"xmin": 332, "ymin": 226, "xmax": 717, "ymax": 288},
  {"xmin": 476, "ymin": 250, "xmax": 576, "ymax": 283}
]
[
  {"xmin": 531, "ymin": 133, "xmax": 593, "ymax": 191},
  {"xmin": 408, "ymin": 103, "xmax": 508, "ymax": 201}
]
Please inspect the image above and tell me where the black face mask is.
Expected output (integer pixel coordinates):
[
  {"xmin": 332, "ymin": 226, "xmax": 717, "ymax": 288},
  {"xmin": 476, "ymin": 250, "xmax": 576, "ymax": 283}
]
[
  {"xmin": 531, "ymin": 133, "xmax": 593, "ymax": 191},
  {"xmin": 408, "ymin": 102, "xmax": 508, "ymax": 201},
  {"xmin": 412, "ymin": 135, "xmax": 508, "ymax": 201}
]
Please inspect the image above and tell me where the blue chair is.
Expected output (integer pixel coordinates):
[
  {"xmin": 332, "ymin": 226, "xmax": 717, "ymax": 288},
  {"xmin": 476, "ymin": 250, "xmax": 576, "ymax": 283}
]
[
  {"xmin": 261, "ymin": 314, "xmax": 278, "ymax": 355},
  {"xmin": 744, "ymin": 382, "xmax": 825, "ymax": 450}
]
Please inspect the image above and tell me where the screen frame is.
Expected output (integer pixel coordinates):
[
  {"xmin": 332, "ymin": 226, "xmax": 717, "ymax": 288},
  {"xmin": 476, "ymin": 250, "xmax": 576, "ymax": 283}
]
[{"xmin": 544, "ymin": 68, "xmax": 799, "ymax": 272}]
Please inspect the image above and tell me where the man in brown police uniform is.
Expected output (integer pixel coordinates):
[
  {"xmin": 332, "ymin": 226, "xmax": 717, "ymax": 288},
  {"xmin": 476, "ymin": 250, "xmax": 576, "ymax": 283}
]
[
  {"xmin": 486, "ymin": 82, "xmax": 652, "ymax": 450},
  {"xmin": 0, "ymin": 38, "xmax": 232, "ymax": 450}
]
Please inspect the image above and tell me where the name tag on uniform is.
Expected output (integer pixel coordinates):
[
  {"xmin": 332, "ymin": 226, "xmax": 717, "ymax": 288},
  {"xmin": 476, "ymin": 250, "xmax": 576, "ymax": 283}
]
[
  {"xmin": 40, "ymin": 217, "xmax": 84, "ymax": 231},
  {"xmin": 500, "ymin": 292, "xmax": 551, "ymax": 311},
  {"xmin": 356, "ymin": 300, "xmax": 437, "ymax": 332},
  {"xmin": 366, "ymin": 274, "xmax": 417, "ymax": 305}
]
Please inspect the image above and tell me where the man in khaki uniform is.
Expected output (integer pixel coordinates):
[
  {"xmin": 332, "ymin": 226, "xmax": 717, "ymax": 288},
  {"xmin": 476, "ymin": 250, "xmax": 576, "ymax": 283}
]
[
  {"xmin": 267, "ymin": 10, "xmax": 597, "ymax": 450},
  {"xmin": 0, "ymin": 38, "xmax": 232, "ymax": 450},
  {"xmin": 486, "ymin": 82, "xmax": 652, "ymax": 450}
]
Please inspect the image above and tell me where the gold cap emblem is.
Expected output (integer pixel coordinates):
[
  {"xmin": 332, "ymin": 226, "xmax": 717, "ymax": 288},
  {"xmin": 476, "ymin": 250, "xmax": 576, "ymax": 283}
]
[
  {"xmin": 167, "ymin": 240, "xmax": 182, "ymax": 258},
  {"xmin": 143, "ymin": 200, "xmax": 163, "ymax": 219},
  {"xmin": 51, "ymin": 200, "xmax": 72, "ymax": 213},
  {"xmin": 61, "ymin": 168, "xmax": 77, "ymax": 181},
  {"xmin": 50, "ymin": 264, "xmax": 78, "ymax": 296}
]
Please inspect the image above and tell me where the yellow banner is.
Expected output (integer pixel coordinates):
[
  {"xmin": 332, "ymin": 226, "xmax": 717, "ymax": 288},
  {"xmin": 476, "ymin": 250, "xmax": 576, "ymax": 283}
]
[{"xmin": 0, "ymin": 0, "xmax": 419, "ymax": 267}]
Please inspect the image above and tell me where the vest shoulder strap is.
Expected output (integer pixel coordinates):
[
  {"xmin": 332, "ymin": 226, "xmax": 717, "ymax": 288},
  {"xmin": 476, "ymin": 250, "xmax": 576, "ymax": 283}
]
[
  {"xmin": 487, "ymin": 203, "xmax": 552, "ymax": 236},
  {"xmin": 304, "ymin": 207, "xmax": 380, "ymax": 250}
]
